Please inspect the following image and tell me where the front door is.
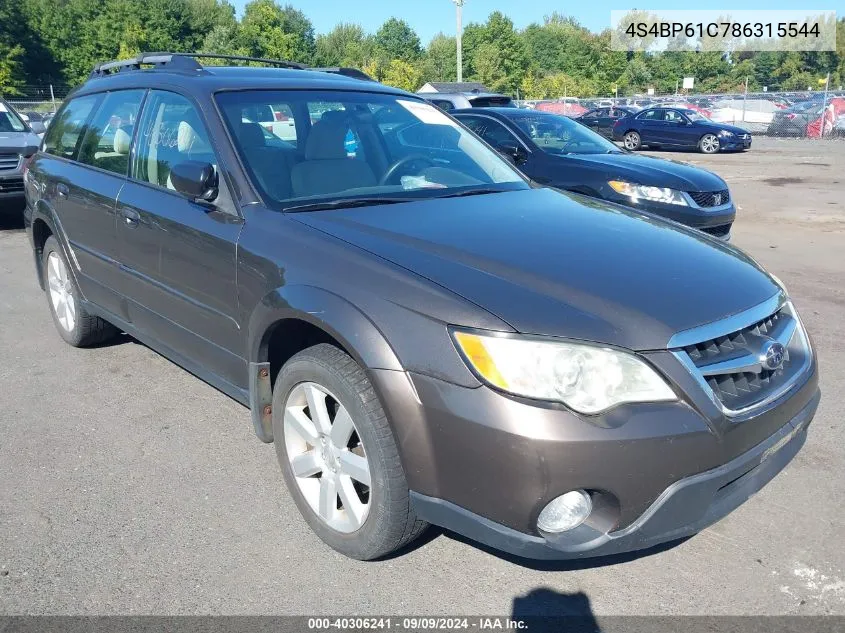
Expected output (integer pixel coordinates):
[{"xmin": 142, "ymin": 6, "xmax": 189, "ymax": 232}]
[{"xmin": 115, "ymin": 89, "xmax": 245, "ymax": 389}]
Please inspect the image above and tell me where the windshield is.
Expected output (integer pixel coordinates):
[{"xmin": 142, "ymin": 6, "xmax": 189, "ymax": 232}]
[
  {"xmin": 510, "ymin": 113, "xmax": 620, "ymax": 155},
  {"xmin": 216, "ymin": 90, "xmax": 527, "ymax": 210},
  {"xmin": 0, "ymin": 101, "xmax": 27, "ymax": 133}
]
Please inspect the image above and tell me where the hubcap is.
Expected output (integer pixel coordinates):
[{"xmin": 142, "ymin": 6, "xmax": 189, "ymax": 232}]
[
  {"xmin": 702, "ymin": 135, "xmax": 719, "ymax": 153},
  {"xmin": 47, "ymin": 252, "xmax": 76, "ymax": 332},
  {"xmin": 625, "ymin": 133, "xmax": 638, "ymax": 149},
  {"xmin": 283, "ymin": 382, "xmax": 371, "ymax": 533}
]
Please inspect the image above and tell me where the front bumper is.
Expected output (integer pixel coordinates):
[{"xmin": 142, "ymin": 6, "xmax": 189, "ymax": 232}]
[
  {"xmin": 602, "ymin": 191, "xmax": 735, "ymax": 237},
  {"xmin": 719, "ymin": 135, "xmax": 752, "ymax": 150},
  {"xmin": 370, "ymin": 342, "xmax": 818, "ymax": 560},
  {"xmin": 410, "ymin": 391, "xmax": 815, "ymax": 559}
]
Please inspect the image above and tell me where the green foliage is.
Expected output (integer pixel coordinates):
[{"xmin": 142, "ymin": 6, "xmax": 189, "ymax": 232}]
[
  {"xmin": 373, "ymin": 18, "xmax": 422, "ymax": 62},
  {"xmin": 3, "ymin": 1, "xmax": 843, "ymax": 100}
]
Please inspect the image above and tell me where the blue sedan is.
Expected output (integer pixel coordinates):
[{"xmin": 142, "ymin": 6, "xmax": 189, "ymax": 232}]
[{"xmin": 612, "ymin": 107, "xmax": 752, "ymax": 154}]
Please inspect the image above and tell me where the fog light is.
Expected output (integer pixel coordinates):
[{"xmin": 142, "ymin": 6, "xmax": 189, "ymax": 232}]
[{"xmin": 537, "ymin": 490, "xmax": 592, "ymax": 533}]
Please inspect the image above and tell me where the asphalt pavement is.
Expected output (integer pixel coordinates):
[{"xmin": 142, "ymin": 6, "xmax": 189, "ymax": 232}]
[{"xmin": 1, "ymin": 138, "xmax": 843, "ymax": 615}]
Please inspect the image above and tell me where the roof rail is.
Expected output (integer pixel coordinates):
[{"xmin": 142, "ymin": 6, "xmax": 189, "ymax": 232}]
[
  {"xmin": 89, "ymin": 53, "xmax": 374, "ymax": 81},
  {"xmin": 308, "ymin": 67, "xmax": 375, "ymax": 82},
  {"xmin": 89, "ymin": 52, "xmax": 306, "ymax": 78}
]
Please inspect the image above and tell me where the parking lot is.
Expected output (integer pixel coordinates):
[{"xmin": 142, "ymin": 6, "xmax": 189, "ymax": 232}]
[{"xmin": 1, "ymin": 137, "xmax": 843, "ymax": 616}]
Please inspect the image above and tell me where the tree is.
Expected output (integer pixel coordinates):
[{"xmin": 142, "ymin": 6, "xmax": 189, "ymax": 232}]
[
  {"xmin": 315, "ymin": 23, "xmax": 372, "ymax": 68},
  {"xmin": 373, "ymin": 18, "xmax": 421, "ymax": 62},
  {"xmin": 421, "ymin": 33, "xmax": 457, "ymax": 82},
  {"xmin": 381, "ymin": 59, "xmax": 423, "ymax": 92},
  {"xmin": 462, "ymin": 12, "xmax": 528, "ymax": 93},
  {"xmin": 239, "ymin": 0, "xmax": 315, "ymax": 63}
]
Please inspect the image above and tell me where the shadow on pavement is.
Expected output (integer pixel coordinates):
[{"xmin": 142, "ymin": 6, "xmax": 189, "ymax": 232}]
[{"xmin": 512, "ymin": 588, "xmax": 601, "ymax": 632}]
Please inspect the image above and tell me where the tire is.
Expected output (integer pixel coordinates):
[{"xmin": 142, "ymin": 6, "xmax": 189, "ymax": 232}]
[
  {"xmin": 699, "ymin": 133, "xmax": 720, "ymax": 154},
  {"xmin": 42, "ymin": 236, "xmax": 117, "ymax": 347},
  {"xmin": 623, "ymin": 131, "xmax": 641, "ymax": 151},
  {"xmin": 272, "ymin": 343, "xmax": 427, "ymax": 560}
]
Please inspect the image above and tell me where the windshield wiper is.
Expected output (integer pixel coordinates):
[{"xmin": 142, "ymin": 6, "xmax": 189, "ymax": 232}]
[
  {"xmin": 282, "ymin": 197, "xmax": 410, "ymax": 213},
  {"xmin": 433, "ymin": 188, "xmax": 507, "ymax": 199}
]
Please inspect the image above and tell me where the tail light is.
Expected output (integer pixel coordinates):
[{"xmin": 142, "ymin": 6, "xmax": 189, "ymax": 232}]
[{"xmin": 786, "ymin": 113, "xmax": 797, "ymax": 120}]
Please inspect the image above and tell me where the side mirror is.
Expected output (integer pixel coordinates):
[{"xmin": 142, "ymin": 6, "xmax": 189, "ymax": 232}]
[
  {"xmin": 170, "ymin": 161, "xmax": 218, "ymax": 202},
  {"xmin": 496, "ymin": 140, "xmax": 525, "ymax": 164}
]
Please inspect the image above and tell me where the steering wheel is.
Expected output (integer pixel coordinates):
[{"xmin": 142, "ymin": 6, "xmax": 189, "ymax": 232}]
[{"xmin": 379, "ymin": 154, "xmax": 436, "ymax": 186}]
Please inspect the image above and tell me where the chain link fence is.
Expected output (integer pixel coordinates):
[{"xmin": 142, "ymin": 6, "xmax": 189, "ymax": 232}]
[{"xmin": 518, "ymin": 90, "xmax": 845, "ymax": 139}]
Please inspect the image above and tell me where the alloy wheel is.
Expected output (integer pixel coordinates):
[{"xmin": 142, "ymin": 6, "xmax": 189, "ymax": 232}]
[
  {"xmin": 701, "ymin": 134, "xmax": 720, "ymax": 153},
  {"xmin": 624, "ymin": 132, "xmax": 640, "ymax": 150},
  {"xmin": 283, "ymin": 381, "xmax": 371, "ymax": 533},
  {"xmin": 47, "ymin": 251, "xmax": 76, "ymax": 332}
]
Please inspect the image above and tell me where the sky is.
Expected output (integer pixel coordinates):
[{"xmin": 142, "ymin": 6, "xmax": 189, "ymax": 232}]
[{"xmin": 231, "ymin": 0, "xmax": 838, "ymax": 43}]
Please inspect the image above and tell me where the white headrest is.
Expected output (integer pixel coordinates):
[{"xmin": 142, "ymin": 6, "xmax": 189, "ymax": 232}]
[
  {"xmin": 113, "ymin": 128, "xmax": 131, "ymax": 155},
  {"xmin": 178, "ymin": 120, "xmax": 209, "ymax": 153}
]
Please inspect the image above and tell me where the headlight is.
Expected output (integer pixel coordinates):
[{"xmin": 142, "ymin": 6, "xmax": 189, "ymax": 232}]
[
  {"xmin": 452, "ymin": 331, "xmax": 676, "ymax": 414},
  {"xmin": 608, "ymin": 180, "xmax": 688, "ymax": 206},
  {"xmin": 718, "ymin": 130, "xmax": 735, "ymax": 137}
]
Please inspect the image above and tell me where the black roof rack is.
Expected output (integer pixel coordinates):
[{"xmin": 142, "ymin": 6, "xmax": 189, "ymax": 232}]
[
  {"xmin": 309, "ymin": 67, "xmax": 375, "ymax": 82},
  {"xmin": 89, "ymin": 53, "xmax": 374, "ymax": 81}
]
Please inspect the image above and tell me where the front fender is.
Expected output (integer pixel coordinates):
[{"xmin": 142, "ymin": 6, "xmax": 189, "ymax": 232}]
[
  {"xmin": 245, "ymin": 285, "xmax": 407, "ymax": 443},
  {"xmin": 247, "ymin": 284, "xmax": 404, "ymax": 371}
]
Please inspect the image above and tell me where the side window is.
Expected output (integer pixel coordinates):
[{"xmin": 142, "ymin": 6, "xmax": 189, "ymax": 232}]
[
  {"xmin": 638, "ymin": 109, "xmax": 662, "ymax": 121},
  {"xmin": 431, "ymin": 100, "xmax": 455, "ymax": 112},
  {"xmin": 459, "ymin": 115, "xmax": 487, "ymax": 136},
  {"xmin": 132, "ymin": 91, "xmax": 218, "ymax": 191},
  {"xmin": 664, "ymin": 110, "xmax": 684, "ymax": 123},
  {"xmin": 43, "ymin": 95, "xmax": 100, "ymax": 160},
  {"xmin": 465, "ymin": 117, "xmax": 516, "ymax": 147},
  {"xmin": 77, "ymin": 90, "xmax": 145, "ymax": 175},
  {"xmin": 582, "ymin": 109, "xmax": 603, "ymax": 119}
]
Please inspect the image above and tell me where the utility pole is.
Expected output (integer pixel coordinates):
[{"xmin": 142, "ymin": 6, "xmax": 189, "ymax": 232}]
[{"xmin": 454, "ymin": 0, "xmax": 465, "ymax": 83}]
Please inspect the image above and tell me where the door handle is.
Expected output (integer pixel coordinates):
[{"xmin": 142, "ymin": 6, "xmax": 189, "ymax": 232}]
[
  {"xmin": 120, "ymin": 207, "xmax": 140, "ymax": 227},
  {"xmin": 56, "ymin": 183, "xmax": 69, "ymax": 198}
]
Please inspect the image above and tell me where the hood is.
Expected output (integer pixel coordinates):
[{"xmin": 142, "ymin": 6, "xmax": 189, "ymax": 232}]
[
  {"xmin": 554, "ymin": 152, "xmax": 727, "ymax": 192},
  {"xmin": 0, "ymin": 132, "xmax": 40, "ymax": 154},
  {"xmin": 294, "ymin": 189, "xmax": 778, "ymax": 351},
  {"xmin": 698, "ymin": 120, "xmax": 749, "ymax": 135}
]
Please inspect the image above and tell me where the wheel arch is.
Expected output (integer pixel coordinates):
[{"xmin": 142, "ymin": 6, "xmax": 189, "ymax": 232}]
[{"xmin": 246, "ymin": 285, "xmax": 405, "ymax": 443}]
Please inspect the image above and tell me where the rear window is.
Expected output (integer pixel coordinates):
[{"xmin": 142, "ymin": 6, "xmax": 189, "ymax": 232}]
[{"xmin": 469, "ymin": 96, "xmax": 515, "ymax": 108}]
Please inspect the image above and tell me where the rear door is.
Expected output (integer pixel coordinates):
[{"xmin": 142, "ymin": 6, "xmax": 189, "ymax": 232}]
[
  {"xmin": 41, "ymin": 90, "xmax": 145, "ymax": 316},
  {"xmin": 636, "ymin": 108, "xmax": 666, "ymax": 144},
  {"xmin": 115, "ymin": 89, "xmax": 245, "ymax": 388}
]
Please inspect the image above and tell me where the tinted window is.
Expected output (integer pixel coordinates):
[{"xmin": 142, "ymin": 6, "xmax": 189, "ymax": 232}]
[
  {"xmin": 43, "ymin": 95, "xmax": 100, "ymax": 159},
  {"xmin": 431, "ymin": 100, "xmax": 455, "ymax": 111},
  {"xmin": 581, "ymin": 109, "xmax": 603, "ymax": 119},
  {"xmin": 458, "ymin": 116, "xmax": 516, "ymax": 146},
  {"xmin": 0, "ymin": 101, "xmax": 27, "ymax": 132},
  {"xmin": 77, "ymin": 90, "xmax": 145, "ymax": 175},
  {"xmin": 469, "ymin": 96, "xmax": 515, "ymax": 108},
  {"xmin": 132, "ymin": 91, "xmax": 218, "ymax": 191},
  {"xmin": 663, "ymin": 110, "xmax": 686, "ymax": 123}
]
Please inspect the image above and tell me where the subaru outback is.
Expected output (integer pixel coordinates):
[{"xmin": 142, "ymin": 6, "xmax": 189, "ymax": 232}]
[{"xmin": 24, "ymin": 53, "xmax": 819, "ymax": 560}]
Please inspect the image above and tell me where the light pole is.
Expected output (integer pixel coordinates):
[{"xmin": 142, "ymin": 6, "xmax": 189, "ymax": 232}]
[{"xmin": 454, "ymin": 0, "xmax": 465, "ymax": 83}]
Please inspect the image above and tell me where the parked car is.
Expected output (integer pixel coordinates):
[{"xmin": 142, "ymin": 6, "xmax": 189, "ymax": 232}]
[
  {"xmin": 613, "ymin": 107, "xmax": 751, "ymax": 153},
  {"xmin": 534, "ymin": 100, "xmax": 587, "ymax": 117},
  {"xmin": 26, "ymin": 53, "xmax": 818, "ymax": 562},
  {"xmin": 455, "ymin": 108, "xmax": 736, "ymax": 239},
  {"xmin": 769, "ymin": 98, "xmax": 845, "ymax": 138},
  {"xmin": 0, "ymin": 98, "xmax": 41, "ymax": 213},
  {"xmin": 422, "ymin": 91, "xmax": 514, "ymax": 111},
  {"xmin": 576, "ymin": 106, "xmax": 639, "ymax": 138}
]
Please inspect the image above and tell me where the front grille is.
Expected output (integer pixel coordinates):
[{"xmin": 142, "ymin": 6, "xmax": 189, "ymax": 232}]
[
  {"xmin": 688, "ymin": 189, "xmax": 730, "ymax": 208},
  {"xmin": 0, "ymin": 177, "xmax": 24, "ymax": 193},
  {"xmin": 0, "ymin": 153, "xmax": 20, "ymax": 171},
  {"xmin": 676, "ymin": 303, "xmax": 810, "ymax": 413},
  {"xmin": 700, "ymin": 224, "xmax": 731, "ymax": 238}
]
